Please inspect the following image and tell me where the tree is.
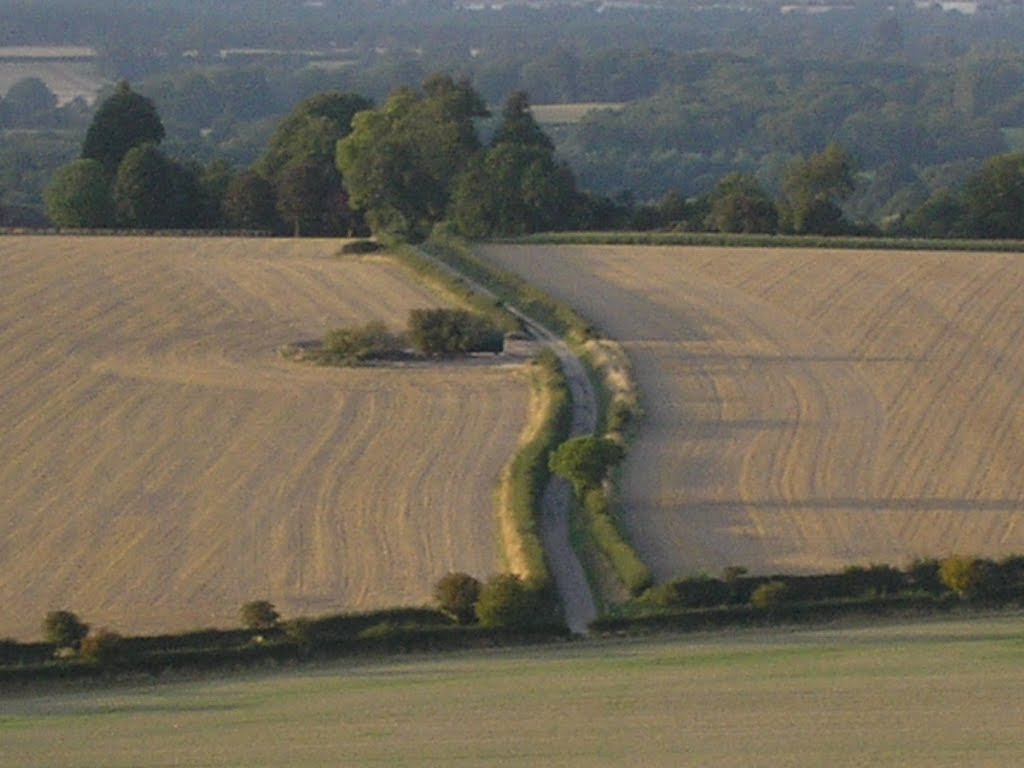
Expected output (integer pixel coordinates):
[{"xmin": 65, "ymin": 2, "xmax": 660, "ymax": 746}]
[
  {"xmin": 44, "ymin": 158, "xmax": 113, "ymax": 228},
  {"xmin": 42, "ymin": 610, "xmax": 89, "ymax": 649},
  {"xmin": 707, "ymin": 172, "xmax": 778, "ymax": 234},
  {"xmin": 276, "ymin": 158, "xmax": 350, "ymax": 237},
  {"xmin": 240, "ymin": 600, "xmax": 280, "ymax": 630},
  {"xmin": 407, "ymin": 308, "xmax": 503, "ymax": 356},
  {"xmin": 338, "ymin": 75, "xmax": 488, "ymax": 240},
  {"xmin": 492, "ymin": 90, "xmax": 553, "ymax": 150},
  {"xmin": 751, "ymin": 580, "xmax": 789, "ymax": 610},
  {"xmin": 433, "ymin": 572, "xmax": 482, "ymax": 625},
  {"xmin": 781, "ymin": 142, "xmax": 855, "ymax": 234},
  {"xmin": 223, "ymin": 171, "xmax": 278, "ymax": 231},
  {"xmin": 79, "ymin": 628, "xmax": 123, "ymax": 663},
  {"xmin": 3, "ymin": 77, "xmax": 57, "ymax": 127},
  {"xmin": 549, "ymin": 435, "xmax": 626, "ymax": 498},
  {"xmin": 962, "ymin": 153, "xmax": 1024, "ymax": 238},
  {"xmin": 82, "ymin": 82, "xmax": 165, "ymax": 175},
  {"xmin": 113, "ymin": 144, "xmax": 201, "ymax": 228},
  {"xmin": 474, "ymin": 573, "xmax": 542, "ymax": 628},
  {"xmin": 938, "ymin": 555, "xmax": 995, "ymax": 599}
]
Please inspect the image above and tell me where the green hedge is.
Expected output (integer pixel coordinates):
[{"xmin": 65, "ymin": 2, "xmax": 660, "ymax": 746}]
[
  {"xmin": 582, "ymin": 489, "xmax": 652, "ymax": 596},
  {"xmin": 509, "ymin": 230, "xmax": 1024, "ymax": 252},
  {"xmin": 503, "ymin": 350, "xmax": 572, "ymax": 590}
]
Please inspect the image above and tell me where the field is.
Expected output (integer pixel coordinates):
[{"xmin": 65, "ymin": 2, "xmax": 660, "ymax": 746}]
[
  {"xmin": 0, "ymin": 236, "xmax": 531, "ymax": 641},
  {"xmin": 0, "ymin": 48, "xmax": 106, "ymax": 105},
  {"xmin": 2, "ymin": 616, "xmax": 1022, "ymax": 766},
  {"xmin": 479, "ymin": 244, "xmax": 1024, "ymax": 580}
]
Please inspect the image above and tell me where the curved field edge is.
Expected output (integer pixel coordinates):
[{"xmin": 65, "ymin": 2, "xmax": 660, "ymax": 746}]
[
  {"xmin": 425, "ymin": 229, "xmax": 652, "ymax": 598},
  {"xmin": 3, "ymin": 617, "xmax": 1023, "ymax": 767},
  {"xmin": 477, "ymin": 243, "xmax": 1024, "ymax": 581},
  {"xmin": 0, "ymin": 236, "xmax": 532, "ymax": 640}
]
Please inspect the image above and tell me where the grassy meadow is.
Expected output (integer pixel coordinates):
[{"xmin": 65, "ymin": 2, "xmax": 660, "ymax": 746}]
[
  {"xmin": 2, "ymin": 616, "xmax": 1022, "ymax": 766},
  {"xmin": 0, "ymin": 236, "xmax": 532, "ymax": 641},
  {"xmin": 478, "ymin": 244, "xmax": 1024, "ymax": 580}
]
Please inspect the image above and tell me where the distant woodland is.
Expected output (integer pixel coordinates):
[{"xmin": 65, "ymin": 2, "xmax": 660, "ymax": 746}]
[{"xmin": 6, "ymin": 0, "xmax": 1024, "ymax": 235}]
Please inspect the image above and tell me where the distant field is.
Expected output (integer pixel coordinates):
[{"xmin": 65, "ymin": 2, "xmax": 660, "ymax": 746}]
[
  {"xmin": 0, "ymin": 59, "xmax": 107, "ymax": 105},
  {"xmin": 0, "ymin": 237, "xmax": 530, "ymax": 641},
  {"xmin": 3, "ymin": 616, "xmax": 1022, "ymax": 766},
  {"xmin": 479, "ymin": 244, "xmax": 1024, "ymax": 579}
]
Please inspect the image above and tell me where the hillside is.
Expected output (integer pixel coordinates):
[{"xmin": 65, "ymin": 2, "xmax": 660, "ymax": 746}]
[
  {"xmin": 0, "ymin": 236, "xmax": 531, "ymax": 641},
  {"xmin": 479, "ymin": 244, "xmax": 1024, "ymax": 579}
]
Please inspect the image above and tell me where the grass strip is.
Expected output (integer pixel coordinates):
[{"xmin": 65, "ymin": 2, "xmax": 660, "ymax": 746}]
[{"xmin": 509, "ymin": 230, "xmax": 1024, "ymax": 252}]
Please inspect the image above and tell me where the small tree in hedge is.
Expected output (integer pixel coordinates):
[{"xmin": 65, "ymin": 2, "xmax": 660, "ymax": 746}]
[
  {"xmin": 322, "ymin": 321, "xmax": 404, "ymax": 363},
  {"xmin": 939, "ymin": 555, "xmax": 988, "ymax": 599},
  {"xmin": 549, "ymin": 435, "xmax": 625, "ymax": 498},
  {"xmin": 80, "ymin": 628, "xmax": 123, "ymax": 664},
  {"xmin": 433, "ymin": 572, "xmax": 482, "ymax": 625},
  {"xmin": 42, "ymin": 610, "xmax": 89, "ymax": 650},
  {"xmin": 240, "ymin": 600, "xmax": 280, "ymax": 630},
  {"xmin": 475, "ymin": 573, "xmax": 541, "ymax": 628},
  {"xmin": 751, "ymin": 580, "xmax": 789, "ymax": 610}
]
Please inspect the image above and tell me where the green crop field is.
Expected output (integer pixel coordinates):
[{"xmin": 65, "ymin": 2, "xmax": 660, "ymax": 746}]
[{"xmin": 2, "ymin": 616, "xmax": 1022, "ymax": 766}]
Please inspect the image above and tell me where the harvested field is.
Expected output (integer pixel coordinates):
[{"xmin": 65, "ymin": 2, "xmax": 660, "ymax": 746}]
[
  {"xmin": 0, "ymin": 61, "xmax": 107, "ymax": 105},
  {"xmin": 0, "ymin": 237, "xmax": 530, "ymax": 641},
  {"xmin": 478, "ymin": 244, "xmax": 1024, "ymax": 579},
  {"xmin": 3, "ymin": 616, "xmax": 1023, "ymax": 767}
]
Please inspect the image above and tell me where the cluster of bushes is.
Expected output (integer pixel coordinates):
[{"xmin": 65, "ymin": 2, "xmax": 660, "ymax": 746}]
[{"xmin": 302, "ymin": 308, "xmax": 506, "ymax": 366}]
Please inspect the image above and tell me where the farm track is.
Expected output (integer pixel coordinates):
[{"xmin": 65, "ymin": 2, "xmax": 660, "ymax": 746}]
[
  {"xmin": 478, "ymin": 244, "xmax": 1024, "ymax": 579},
  {"xmin": 0, "ymin": 237, "xmax": 531, "ymax": 640},
  {"xmin": 413, "ymin": 247, "xmax": 598, "ymax": 633}
]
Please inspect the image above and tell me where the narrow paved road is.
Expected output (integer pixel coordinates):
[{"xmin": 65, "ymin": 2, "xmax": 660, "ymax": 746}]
[{"xmin": 414, "ymin": 248, "xmax": 599, "ymax": 634}]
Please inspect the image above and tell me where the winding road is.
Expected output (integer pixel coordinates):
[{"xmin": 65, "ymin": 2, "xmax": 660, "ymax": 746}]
[{"xmin": 414, "ymin": 248, "xmax": 599, "ymax": 634}]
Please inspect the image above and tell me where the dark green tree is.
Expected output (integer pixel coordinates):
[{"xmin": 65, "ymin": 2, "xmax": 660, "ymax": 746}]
[
  {"xmin": 433, "ymin": 572, "xmax": 482, "ymax": 625},
  {"xmin": 42, "ymin": 610, "xmax": 89, "ymax": 649},
  {"xmin": 82, "ymin": 82, "xmax": 165, "ymax": 175},
  {"xmin": 962, "ymin": 153, "xmax": 1024, "ymax": 238},
  {"xmin": 44, "ymin": 158, "xmax": 113, "ymax": 228},
  {"xmin": 240, "ymin": 600, "xmax": 280, "ymax": 630},
  {"xmin": 707, "ymin": 172, "xmax": 778, "ymax": 234},
  {"xmin": 113, "ymin": 144, "xmax": 201, "ymax": 228},
  {"xmin": 276, "ymin": 158, "xmax": 351, "ymax": 237},
  {"xmin": 491, "ymin": 90, "xmax": 553, "ymax": 150},
  {"xmin": 780, "ymin": 142, "xmax": 856, "ymax": 234},
  {"xmin": 549, "ymin": 435, "xmax": 626, "ymax": 498},
  {"xmin": 223, "ymin": 171, "xmax": 278, "ymax": 231},
  {"xmin": 337, "ymin": 75, "xmax": 488, "ymax": 240},
  {"xmin": 3, "ymin": 77, "xmax": 57, "ymax": 127}
]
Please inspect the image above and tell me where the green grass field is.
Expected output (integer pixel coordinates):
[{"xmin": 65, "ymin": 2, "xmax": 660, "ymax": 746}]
[{"xmin": 2, "ymin": 616, "xmax": 1022, "ymax": 766}]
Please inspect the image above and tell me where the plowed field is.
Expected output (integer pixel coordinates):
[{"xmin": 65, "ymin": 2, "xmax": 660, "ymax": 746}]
[
  {"xmin": 0, "ymin": 237, "xmax": 529, "ymax": 640},
  {"xmin": 479, "ymin": 244, "xmax": 1024, "ymax": 579}
]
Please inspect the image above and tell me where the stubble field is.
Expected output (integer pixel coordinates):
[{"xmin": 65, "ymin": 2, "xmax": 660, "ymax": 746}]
[
  {"xmin": 0, "ymin": 237, "xmax": 530, "ymax": 641},
  {"xmin": 2, "ymin": 617, "xmax": 1022, "ymax": 767},
  {"xmin": 479, "ymin": 244, "xmax": 1024, "ymax": 580}
]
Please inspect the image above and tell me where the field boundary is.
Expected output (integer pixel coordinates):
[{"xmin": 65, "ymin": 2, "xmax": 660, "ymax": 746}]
[{"xmin": 509, "ymin": 230, "xmax": 1024, "ymax": 252}]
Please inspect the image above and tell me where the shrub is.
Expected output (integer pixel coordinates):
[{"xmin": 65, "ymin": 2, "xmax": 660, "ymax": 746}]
[
  {"xmin": 548, "ymin": 435, "xmax": 625, "ymax": 498},
  {"xmin": 582, "ymin": 489, "xmax": 652, "ymax": 595},
  {"xmin": 339, "ymin": 239, "xmax": 382, "ymax": 254},
  {"xmin": 284, "ymin": 618, "xmax": 315, "ymax": 648},
  {"xmin": 751, "ymin": 581, "xmax": 789, "ymax": 610},
  {"xmin": 80, "ymin": 628, "xmax": 123, "ymax": 664},
  {"xmin": 475, "ymin": 574, "xmax": 543, "ymax": 628},
  {"xmin": 433, "ymin": 572, "xmax": 482, "ymax": 625},
  {"xmin": 321, "ymin": 321, "xmax": 404, "ymax": 363},
  {"xmin": 240, "ymin": 600, "xmax": 280, "ymax": 630},
  {"xmin": 42, "ymin": 610, "xmax": 89, "ymax": 650},
  {"xmin": 407, "ymin": 308, "xmax": 503, "ymax": 356}
]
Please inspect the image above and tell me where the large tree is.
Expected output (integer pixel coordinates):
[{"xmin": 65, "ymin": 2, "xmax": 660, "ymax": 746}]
[
  {"xmin": 780, "ymin": 142, "xmax": 855, "ymax": 235},
  {"xmin": 44, "ymin": 158, "xmax": 113, "ymax": 228},
  {"xmin": 113, "ymin": 143, "xmax": 201, "ymax": 228},
  {"xmin": 707, "ymin": 172, "xmax": 778, "ymax": 234},
  {"xmin": 223, "ymin": 170, "xmax": 278, "ymax": 231},
  {"xmin": 337, "ymin": 75, "xmax": 488, "ymax": 240},
  {"xmin": 962, "ymin": 152, "xmax": 1024, "ymax": 238},
  {"xmin": 449, "ymin": 91, "xmax": 577, "ymax": 238},
  {"xmin": 82, "ymin": 82, "xmax": 165, "ymax": 175}
]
